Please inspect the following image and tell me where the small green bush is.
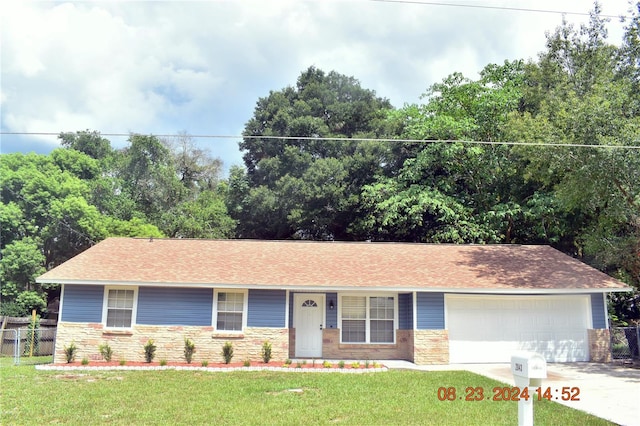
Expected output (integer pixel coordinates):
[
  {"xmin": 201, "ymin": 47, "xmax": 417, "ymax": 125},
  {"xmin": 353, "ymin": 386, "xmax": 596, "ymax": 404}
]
[
  {"xmin": 243, "ymin": 359, "xmax": 251, "ymax": 367},
  {"xmin": 261, "ymin": 340, "xmax": 272, "ymax": 363},
  {"xmin": 184, "ymin": 338, "xmax": 196, "ymax": 364},
  {"xmin": 64, "ymin": 342, "xmax": 77, "ymax": 363},
  {"xmin": 221, "ymin": 341, "xmax": 234, "ymax": 364},
  {"xmin": 160, "ymin": 359, "xmax": 167, "ymax": 366},
  {"xmin": 98, "ymin": 342, "xmax": 113, "ymax": 362},
  {"xmin": 338, "ymin": 360, "xmax": 345, "ymax": 369},
  {"xmin": 81, "ymin": 357, "xmax": 89, "ymax": 365},
  {"xmin": 119, "ymin": 359, "xmax": 126, "ymax": 366},
  {"xmin": 144, "ymin": 339, "xmax": 156, "ymax": 363},
  {"xmin": 365, "ymin": 360, "xmax": 370, "ymax": 368},
  {"xmin": 201, "ymin": 360, "xmax": 208, "ymax": 367},
  {"xmin": 284, "ymin": 358, "xmax": 292, "ymax": 365}
]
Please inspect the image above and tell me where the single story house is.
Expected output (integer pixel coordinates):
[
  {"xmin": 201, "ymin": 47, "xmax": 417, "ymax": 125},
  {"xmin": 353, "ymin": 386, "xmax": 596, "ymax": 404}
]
[{"xmin": 37, "ymin": 238, "xmax": 630, "ymax": 365}]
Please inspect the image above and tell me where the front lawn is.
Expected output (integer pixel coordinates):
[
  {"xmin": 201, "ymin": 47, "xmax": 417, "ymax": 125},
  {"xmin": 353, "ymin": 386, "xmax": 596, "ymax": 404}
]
[{"xmin": 0, "ymin": 365, "xmax": 611, "ymax": 425}]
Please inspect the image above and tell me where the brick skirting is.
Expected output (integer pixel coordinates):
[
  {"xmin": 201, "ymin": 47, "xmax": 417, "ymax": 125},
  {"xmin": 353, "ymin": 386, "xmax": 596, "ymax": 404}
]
[{"xmin": 54, "ymin": 322, "xmax": 288, "ymax": 364}]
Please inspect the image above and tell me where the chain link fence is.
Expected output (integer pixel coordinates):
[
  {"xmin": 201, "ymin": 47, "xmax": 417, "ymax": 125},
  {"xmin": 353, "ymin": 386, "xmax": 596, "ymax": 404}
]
[
  {"xmin": 0, "ymin": 327, "xmax": 56, "ymax": 365},
  {"xmin": 610, "ymin": 326, "xmax": 640, "ymax": 361}
]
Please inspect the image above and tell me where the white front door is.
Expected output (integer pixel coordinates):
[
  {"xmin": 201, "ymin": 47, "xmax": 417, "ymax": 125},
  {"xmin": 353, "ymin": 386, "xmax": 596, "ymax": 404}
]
[{"xmin": 294, "ymin": 293, "xmax": 325, "ymax": 358}]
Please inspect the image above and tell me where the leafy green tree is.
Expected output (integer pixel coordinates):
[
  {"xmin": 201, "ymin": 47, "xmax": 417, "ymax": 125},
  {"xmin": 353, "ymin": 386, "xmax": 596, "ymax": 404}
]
[
  {"xmin": 231, "ymin": 67, "xmax": 393, "ymax": 239},
  {"xmin": 117, "ymin": 134, "xmax": 185, "ymax": 222},
  {"xmin": 506, "ymin": 5, "xmax": 640, "ymax": 291},
  {"xmin": 59, "ymin": 130, "xmax": 113, "ymax": 160}
]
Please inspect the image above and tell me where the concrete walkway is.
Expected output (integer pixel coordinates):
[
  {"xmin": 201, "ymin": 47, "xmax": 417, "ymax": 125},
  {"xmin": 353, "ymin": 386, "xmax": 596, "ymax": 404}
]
[{"xmin": 384, "ymin": 361, "xmax": 640, "ymax": 426}]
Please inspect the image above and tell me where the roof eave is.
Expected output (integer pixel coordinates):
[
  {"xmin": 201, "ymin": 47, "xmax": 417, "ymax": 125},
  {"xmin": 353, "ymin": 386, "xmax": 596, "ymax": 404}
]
[{"xmin": 38, "ymin": 279, "xmax": 632, "ymax": 294}]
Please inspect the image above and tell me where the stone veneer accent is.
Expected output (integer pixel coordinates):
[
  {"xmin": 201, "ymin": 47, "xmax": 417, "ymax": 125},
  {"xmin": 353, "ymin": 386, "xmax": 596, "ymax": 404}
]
[
  {"xmin": 588, "ymin": 328, "xmax": 612, "ymax": 363},
  {"xmin": 54, "ymin": 322, "xmax": 289, "ymax": 364},
  {"xmin": 290, "ymin": 329, "xmax": 414, "ymax": 361},
  {"xmin": 413, "ymin": 329, "xmax": 449, "ymax": 365}
]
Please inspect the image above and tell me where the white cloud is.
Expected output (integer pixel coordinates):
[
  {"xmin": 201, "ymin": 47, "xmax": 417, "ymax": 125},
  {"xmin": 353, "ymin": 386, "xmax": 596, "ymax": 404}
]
[{"xmin": 1, "ymin": 0, "xmax": 633, "ymax": 169}]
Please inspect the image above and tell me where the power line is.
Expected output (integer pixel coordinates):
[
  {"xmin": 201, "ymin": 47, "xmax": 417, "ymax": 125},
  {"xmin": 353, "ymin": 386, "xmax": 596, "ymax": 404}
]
[
  {"xmin": 367, "ymin": 0, "xmax": 631, "ymax": 19},
  {"xmin": 2, "ymin": 131, "xmax": 640, "ymax": 150}
]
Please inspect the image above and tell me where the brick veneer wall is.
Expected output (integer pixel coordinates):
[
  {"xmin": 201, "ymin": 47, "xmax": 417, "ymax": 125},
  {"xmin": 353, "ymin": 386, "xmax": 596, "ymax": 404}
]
[
  {"xmin": 317, "ymin": 329, "xmax": 413, "ymax": 360},
  {"xmin": 413, "ymin": 329, "xmax": 449, "ymax": 365},
  {"xmin": 53, "ymin": 322, "xmax": 289, "ymax": 364},
  {"xmin": 588, "ymin": 328, "xmax": 612, "ymax": 363}
]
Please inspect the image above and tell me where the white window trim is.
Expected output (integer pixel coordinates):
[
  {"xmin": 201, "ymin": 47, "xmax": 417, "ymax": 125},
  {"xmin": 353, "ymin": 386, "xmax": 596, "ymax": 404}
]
[
  {"xmin": 338, "ymin": 293, "xmax": 398, "ymax": 344},
  {"xmin": 213, "ymin": 289, "xmax": 248, "ymax": 333},
  {"xmin": 102, "ymin": 286, "xmax": 138, "ymax": 329}
]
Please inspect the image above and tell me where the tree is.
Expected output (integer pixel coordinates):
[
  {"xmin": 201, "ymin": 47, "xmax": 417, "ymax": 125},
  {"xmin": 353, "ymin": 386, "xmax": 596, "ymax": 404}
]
[
  {"xmin": 58, "ymin": 130, "xmax": 113, "ymax": 160},
  {"xmin": 505, "ymin": 5, "xmax": 640, "ymax": 293},
  {"xmin": 0, "ymin": 150, "xmax": 164, "ymax": 315},
  {"xmin": 231, "ymin": 67, "xmax": 393, "ymax": 239},
  {"xmin": 117, "ymin": 134, "xmax": 185, "ymax": 222}
]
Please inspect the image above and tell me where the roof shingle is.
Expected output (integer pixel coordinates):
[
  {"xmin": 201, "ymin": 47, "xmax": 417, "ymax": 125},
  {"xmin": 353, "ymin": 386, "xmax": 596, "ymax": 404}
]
[{"xmin": 36, "ymin": 238, "xmax": 629, "ymax": 292}]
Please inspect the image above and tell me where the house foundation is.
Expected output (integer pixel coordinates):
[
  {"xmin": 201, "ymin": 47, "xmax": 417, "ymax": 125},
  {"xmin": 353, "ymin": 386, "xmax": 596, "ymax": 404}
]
[{"xmin": 53, "ymin": 322, "xmax": 289, "ymax": 364}]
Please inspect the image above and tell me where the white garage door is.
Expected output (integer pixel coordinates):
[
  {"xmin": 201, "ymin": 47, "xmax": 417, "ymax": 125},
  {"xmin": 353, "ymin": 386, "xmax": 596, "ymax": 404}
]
[{"xmin": 447, "ymin": 295, "xmax": 590, "ymax": 363}]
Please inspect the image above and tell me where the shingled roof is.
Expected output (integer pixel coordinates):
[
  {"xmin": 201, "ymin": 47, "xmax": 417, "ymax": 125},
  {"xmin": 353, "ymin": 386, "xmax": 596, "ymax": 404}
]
[{"xmin": 36, "ymin": 238, "xmax": 630, "ymax": 293}]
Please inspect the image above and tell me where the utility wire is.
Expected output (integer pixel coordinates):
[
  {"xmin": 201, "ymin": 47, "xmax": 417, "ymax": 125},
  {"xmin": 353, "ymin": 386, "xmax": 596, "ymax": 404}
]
[
  {"xmin": 2, "ymin": 131, "xmax": 640, "ymax": 149},
  {"xmin": 367, "ymin": 0, "xmax": 631, "ymax": 19}
]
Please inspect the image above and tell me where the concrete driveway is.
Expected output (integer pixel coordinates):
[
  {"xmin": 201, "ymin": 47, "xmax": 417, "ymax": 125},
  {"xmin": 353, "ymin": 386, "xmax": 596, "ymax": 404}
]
[
  {"xmin": 385, "ymin": 361, "xmax": 639, "ymax": 425},
  {"xmin": 457, "ymin": 363, "xmax": 639, "ymax": 426}
]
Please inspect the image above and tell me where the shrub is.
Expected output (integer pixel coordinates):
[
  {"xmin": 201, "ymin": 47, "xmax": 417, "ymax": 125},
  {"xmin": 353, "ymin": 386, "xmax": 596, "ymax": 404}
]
[
  {"xmin": 365, "ymin": 360, "xmax": 370, "ymax": 368},
  {"xmin": 184, "ymin": 338, "xmax": 196, "ymax": 364},
  {"xmin": 98, "ymin": 343, "xmax": 113, "ymax": 362},
  {"xmin": 261, "ymin": 340, "xmax": 272, "ymax": 363},
  {"xmin": 144, "ymin": 339, "xmax": 156, "ymax": 363},
  {"xmin": 64, "ymin": 342, "xmax": 77, "ymax": 363},
  {"xmin": 351, "ymin": 361, "xmax": 360, "ymax": 369},
  {"xmin": 284, "ymin": 358, "xmax": 292, "ymax": 365},
  {"xmin": 221, "ymin": 342, "xmax": 234, "ymax": 364},
  {"xmin": 323, "ymin": 360, "xmax": 332, "ymax": 368},
  {"xmin": 119, "ymin": 359, "xmax": 126, "ymax": 366},
  {"xmin": 81, "ymin": 357, "xmax": 89, "ymax": 365},
  {"xmin": 243, "ymin": 359, "xmax": 251, "ymax": 367},
  {"xmin": 338, "ymin": 360, "xmax": 345, "ymax": 369},
  {"xmin": 201, "ymin": 360, "xmax": 208, "ymax": 367},
  {"xmin": 160, "ymin": 359, "xmax": 167, "ymax": 366}
]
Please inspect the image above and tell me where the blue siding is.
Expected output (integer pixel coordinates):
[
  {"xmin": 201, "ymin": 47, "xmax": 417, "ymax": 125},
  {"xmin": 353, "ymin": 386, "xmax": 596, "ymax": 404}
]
[
  {"xmin": 398, "ymin": 293, "xmax": 413, "ymax": 329},
  {"xmin": 248, "ymin": 289, "xmax": 286, "ymax": 327},
  {"xmin": 416, "ymin": 292, "xmax": 445, "ymax": 329},
  {"xmin": 326, "ymin": 292, "xmax": 337, "ymax": 329},
  {"xmin": 591, "ymin": 293, "xmax": 607, "ymax": 329},
  {"xmin": 137, "ymin": 287, "xmax": 212, "ymax": 326},
  {"xmin": 61, "ymin": 285, "xmax": 104, "ymax": 323}
]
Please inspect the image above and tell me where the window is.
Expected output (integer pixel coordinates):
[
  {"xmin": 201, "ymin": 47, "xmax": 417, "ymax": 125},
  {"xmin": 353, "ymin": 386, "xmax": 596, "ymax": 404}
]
[
  {"xmin": 104, "ymin": 287, "xmax": 136, "ymax": 328},
  {"xmin": 216, "ymin": 291, "xmax": 245, "ymax": 331},
  {"xmin": 340, "ymin": 295, "xmax": 396, "ymax": 343}
]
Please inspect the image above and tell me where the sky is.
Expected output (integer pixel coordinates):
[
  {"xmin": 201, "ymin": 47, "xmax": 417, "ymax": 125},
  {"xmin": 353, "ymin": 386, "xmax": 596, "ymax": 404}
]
[{"xmin": 1, "ymin": 0, "xmax": 634, "ymax": 175}]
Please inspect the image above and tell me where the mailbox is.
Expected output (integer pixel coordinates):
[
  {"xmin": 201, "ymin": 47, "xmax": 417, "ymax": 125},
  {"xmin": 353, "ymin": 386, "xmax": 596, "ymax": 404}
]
[
  {"xmin": 511, "ymin": 352, "xmax": 547, "ymax": 426},
  {"xmin": 511, "ymin": 352, "xmax": 547, "ymax": 381}
]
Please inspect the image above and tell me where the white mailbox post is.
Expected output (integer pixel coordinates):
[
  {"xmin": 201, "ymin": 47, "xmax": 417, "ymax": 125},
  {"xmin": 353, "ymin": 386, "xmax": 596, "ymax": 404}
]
[{"xmin": 511, "ymin": 352, "xmax": 547, "ymax": 426}]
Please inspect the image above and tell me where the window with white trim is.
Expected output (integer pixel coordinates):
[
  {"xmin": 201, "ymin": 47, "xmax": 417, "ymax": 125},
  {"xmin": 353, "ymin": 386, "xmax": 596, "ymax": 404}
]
[
  {"xmin": 340, "ymin": 295, "xmax": 396, "ymax": 343},
  {"xmin": 104, "ymin": 288, "xmax": 136, "ymax": 328},
  {"xmin": 215, "ymin": 291, "xmax": 245, "ymax": 331}
]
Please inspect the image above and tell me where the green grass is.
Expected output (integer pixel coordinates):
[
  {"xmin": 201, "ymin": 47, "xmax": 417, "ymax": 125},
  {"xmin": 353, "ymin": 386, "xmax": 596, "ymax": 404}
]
[
  {"xmin": 0, "ymin": 365, "xmax": 612, "ymax": 425},
  {"xmin": 0, "ymin": 355, "xmax": 52, "ymax": 367}
]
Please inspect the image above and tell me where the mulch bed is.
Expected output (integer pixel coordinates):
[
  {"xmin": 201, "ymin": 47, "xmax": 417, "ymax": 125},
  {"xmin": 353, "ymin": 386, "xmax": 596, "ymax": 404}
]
[{"xmin": 37, "ymin": 360, "xmax": 387, "ymax": 372}]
